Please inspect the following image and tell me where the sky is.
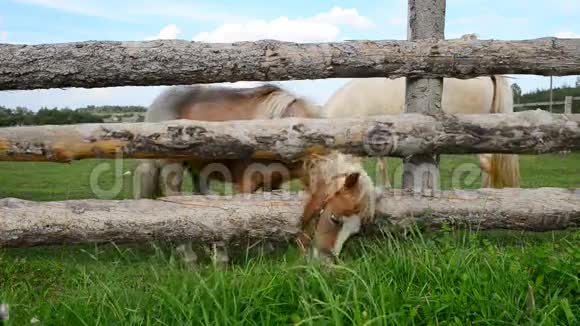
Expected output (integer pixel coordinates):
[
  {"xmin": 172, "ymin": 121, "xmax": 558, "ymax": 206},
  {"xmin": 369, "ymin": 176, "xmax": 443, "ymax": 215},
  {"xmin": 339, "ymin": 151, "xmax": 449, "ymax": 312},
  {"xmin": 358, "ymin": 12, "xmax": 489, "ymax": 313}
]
[{"xmin": 0, "ymin": 0, "xmax": 579, "ymax": 110}]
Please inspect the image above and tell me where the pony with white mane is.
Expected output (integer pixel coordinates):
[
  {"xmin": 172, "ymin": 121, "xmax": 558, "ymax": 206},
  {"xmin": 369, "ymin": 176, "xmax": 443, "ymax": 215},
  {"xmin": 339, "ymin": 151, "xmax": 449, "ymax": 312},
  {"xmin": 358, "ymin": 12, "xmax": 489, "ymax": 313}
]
[
  {"xmin": 134, "ymin": 83, "xmax": 375, "ymax": 259},
  {"xmin": 300, "ymin": 151, "xmax": 376, "ymax": 258},
  {"xmin": 321, "ymin": 75, "xmax": 521, "ymax": 189}
]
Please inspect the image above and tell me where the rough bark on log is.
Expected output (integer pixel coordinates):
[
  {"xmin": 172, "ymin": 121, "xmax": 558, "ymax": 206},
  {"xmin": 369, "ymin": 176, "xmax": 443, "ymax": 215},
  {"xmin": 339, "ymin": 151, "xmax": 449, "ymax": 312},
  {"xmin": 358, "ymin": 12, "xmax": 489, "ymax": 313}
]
[
  {"xmin": 1, "ymin": 188, "xmax": 579, "ymax": 248},
  {"xmin": 0, "ymin": 110, "xmax": 579, "ymax": 162},
  {"xmin": 1, "ymin": 38, "xmax": 579, "ymax": 90},
  {"xmin": 402, "ymin": 0, "xmax": 445, "ymax": 191}
]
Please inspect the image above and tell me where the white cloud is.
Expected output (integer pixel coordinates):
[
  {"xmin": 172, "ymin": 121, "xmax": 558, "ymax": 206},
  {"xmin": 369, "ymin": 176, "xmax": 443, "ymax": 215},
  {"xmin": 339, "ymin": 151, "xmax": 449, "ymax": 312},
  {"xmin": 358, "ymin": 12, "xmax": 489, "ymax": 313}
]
[
  {"xmin": 311, "ymin": 7, "xmax": 373, "ymax": 29},
  {"xmin": 145, "ymin": 24, "xmax": 180, "ymax": 40},
  {"xmin": 193, "ymin": 7, "xmax": 373, "ymax": 43},
  {"xmin": 556, "ymin": 31, "xmax": 580, "ymax": 38},
  {"xmin": 193, "ymin": 18, "xmax": 339, "ymax": 43}
]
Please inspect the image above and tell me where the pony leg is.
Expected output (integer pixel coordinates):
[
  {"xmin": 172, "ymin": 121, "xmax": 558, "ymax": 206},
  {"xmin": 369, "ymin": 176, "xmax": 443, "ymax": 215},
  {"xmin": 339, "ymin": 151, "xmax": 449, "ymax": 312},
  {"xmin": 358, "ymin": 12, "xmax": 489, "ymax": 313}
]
[
  {"xmin": 191, "ymin": 172, "xmax": 201, "ymax": 194},
  {"xmin": 376, "ymin": 157, "xmax": 391, "ymax": 188},
  {"xmin": 231, "ymin": 160, "xmax": 264, "ymax": 194},
  {"xmin": 478, "ymin": 154, "xmax": 492, "ymax": 176},
  {"xmin": 185, "ymin": 161, "xmax": 202, "ymax": 194},
  {"xmin": 234, "ymin": 179, "xmax": 262, "ymax": 193},
  {"xmin": 133, "ymin": 159, "xmax": 161, "ymax": 199},
  {"xmin": 211, "ymin": 241, "xmax": 230, "ymax": 266},
  {"xmin": 158, "ymin": 159, "xmax": 185, "ymax": 196}
]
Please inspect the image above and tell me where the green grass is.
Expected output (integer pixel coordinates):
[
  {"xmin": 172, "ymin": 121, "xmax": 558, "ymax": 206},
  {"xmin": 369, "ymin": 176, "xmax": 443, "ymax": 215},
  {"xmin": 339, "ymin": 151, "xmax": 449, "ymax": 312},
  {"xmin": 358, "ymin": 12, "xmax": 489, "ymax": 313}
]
[
  {"xmin": 1, "ymin": 230, "xmax": 578, "ymax": 325},
  {"xmin": 2, "ymin": 153, "xmax": 580, "ymax": 201},
  {"xmin": 1, "ymin": 154, "xmax": 580, "ymax": 324}
]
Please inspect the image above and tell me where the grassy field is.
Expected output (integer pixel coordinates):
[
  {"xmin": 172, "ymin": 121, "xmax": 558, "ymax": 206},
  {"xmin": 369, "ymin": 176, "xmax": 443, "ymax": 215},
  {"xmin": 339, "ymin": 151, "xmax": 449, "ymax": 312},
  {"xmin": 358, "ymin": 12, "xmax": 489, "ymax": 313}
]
[{"xmin": 1, "ymin": 154, "xmax": 579, "ymax": 325}]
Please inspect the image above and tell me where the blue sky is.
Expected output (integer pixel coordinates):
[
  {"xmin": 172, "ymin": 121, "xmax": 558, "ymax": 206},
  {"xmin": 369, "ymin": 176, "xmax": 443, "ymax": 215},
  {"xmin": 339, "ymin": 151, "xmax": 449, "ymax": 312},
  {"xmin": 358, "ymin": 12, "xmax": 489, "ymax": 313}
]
[{"xmin": 0, "ymin": 0, "xmax": 578, "ymax": 110}]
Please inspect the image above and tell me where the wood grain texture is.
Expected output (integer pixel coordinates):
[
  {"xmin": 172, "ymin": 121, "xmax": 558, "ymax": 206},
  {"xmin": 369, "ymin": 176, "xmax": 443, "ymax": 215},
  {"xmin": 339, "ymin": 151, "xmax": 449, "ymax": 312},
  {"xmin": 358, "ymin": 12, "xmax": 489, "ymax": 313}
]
[
  {"xmin": 1, "ymin": 38, "xmax": 579, "ymax": 90},
  {"xmin": 1, "ymin": 188, "xmax": 579, "ymax": 248},
  {"xmin": 0, "ymin": 110, "xmax": 578, "ymax": 162},
  {"xmin": 402, "ymin": 0, "xmax": 445, "ymax": 191}
]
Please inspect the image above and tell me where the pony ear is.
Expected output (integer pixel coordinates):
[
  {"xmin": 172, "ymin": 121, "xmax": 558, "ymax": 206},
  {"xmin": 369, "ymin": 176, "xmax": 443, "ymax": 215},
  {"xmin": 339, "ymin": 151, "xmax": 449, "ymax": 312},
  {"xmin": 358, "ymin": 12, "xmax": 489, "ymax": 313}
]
[{"xmin": 343, "ymin": 172, "xmax": 360, "ymax": 189}]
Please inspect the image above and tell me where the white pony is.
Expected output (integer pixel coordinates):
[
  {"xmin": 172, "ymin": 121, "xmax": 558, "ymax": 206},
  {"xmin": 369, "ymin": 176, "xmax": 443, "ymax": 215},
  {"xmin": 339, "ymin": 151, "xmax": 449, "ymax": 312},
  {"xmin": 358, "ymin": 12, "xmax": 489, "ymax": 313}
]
[{"xmin": 321, "ymin": 75, "xmax": 520, "ymax": 189}]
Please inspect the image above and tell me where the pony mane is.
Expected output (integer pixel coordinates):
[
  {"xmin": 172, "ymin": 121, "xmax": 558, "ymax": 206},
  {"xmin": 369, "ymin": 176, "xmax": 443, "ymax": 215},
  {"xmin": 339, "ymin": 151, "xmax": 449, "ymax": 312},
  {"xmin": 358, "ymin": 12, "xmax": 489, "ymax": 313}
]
[
  {"xmin": 303, "ymin": 151, "xmax": 376, "ymax": 222},
  {"xmin": 254, "ymin": 84, "xmax": 319, "ymax": 119},
  {"xmin": 145, "ymin": 83, "xmax": 319, "ymax": 123}
]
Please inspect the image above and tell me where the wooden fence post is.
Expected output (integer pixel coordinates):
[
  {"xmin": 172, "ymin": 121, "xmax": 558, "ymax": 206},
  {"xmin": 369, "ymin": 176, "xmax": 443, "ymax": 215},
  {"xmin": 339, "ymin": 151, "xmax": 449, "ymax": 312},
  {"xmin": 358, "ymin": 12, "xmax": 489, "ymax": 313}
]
[
  {"xmin": 402, "ymin": 0, "xmax": 445, "ymax": 194},
  {"xmin": 564, "ymin": 96, "xmax": 573, "ymax": 114}
]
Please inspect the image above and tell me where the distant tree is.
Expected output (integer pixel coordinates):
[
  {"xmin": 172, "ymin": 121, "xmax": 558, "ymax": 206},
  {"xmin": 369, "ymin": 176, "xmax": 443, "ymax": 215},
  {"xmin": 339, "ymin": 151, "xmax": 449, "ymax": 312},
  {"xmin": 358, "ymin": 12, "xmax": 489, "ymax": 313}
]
[
  {"xmin": 511, "ymin": 83, "xmax": 522, "ymax": 103},
  {"xmin": 0, "ymin": 106, "xmax": 103, "ymax": 126},
  {"xmin": 519, "ymin": 84, "xmax": 580, "ymax": 113},
  {"xmin": 575, "ymin": 76, "xmax": 580, "ymax": 88},
  {"xmin": 76, "ymin": 105, "xmax": 147, "ymax": 113}
]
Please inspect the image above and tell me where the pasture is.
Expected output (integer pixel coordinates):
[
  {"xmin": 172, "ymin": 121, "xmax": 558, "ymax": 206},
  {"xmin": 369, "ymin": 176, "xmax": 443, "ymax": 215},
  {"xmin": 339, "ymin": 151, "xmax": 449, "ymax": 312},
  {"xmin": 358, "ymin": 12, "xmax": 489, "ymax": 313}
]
[{"xmin": 1, "ymin": 155, "xmax": 579, "ymax": 324}]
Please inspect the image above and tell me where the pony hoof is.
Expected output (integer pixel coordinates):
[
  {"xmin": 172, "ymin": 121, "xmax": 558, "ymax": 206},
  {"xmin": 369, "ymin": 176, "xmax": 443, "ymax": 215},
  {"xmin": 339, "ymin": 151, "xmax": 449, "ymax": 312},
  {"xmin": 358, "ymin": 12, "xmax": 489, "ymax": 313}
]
[
  {"xmin": 176, "ymin": 243, "xmax": 199, "ymax": 270},
  {"xmin": 308, "ymin": 248, "xmax": 339, "ymax": 266}
]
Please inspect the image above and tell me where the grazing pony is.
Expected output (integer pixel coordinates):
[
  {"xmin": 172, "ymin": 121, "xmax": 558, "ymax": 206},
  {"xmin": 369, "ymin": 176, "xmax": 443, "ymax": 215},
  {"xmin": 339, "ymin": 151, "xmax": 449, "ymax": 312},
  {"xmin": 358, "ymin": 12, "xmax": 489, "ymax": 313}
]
[
  {"xmin": 133, "ymin": 83, "xmax": 376, "ymax": 259},
  {"xmin": 321, "ymin": 75, "xmax": 521, "ymax": 189},
  {"xmin": 299, "ymin": 151, "xmax": 375, "ymax": 258},
  {"xmin": 134, "ymin": 84, "xmax": 317, "ymax": 197}
]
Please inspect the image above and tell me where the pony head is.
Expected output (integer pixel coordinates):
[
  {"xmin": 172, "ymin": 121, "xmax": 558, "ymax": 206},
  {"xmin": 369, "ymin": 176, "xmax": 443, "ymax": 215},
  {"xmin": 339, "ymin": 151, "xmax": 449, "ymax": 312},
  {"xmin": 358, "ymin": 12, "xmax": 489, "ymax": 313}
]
[{"xmin": 300, "ymin": 151, "xmax": 375, "ymax": 260}]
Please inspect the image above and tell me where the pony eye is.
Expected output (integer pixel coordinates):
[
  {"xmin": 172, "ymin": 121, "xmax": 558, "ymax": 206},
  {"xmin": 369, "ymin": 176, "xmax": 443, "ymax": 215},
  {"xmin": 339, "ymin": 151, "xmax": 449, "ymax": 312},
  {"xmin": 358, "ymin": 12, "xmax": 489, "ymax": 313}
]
[{"xmin": 329, "ymin": 213, "xmax": 342, "ymax": 225}]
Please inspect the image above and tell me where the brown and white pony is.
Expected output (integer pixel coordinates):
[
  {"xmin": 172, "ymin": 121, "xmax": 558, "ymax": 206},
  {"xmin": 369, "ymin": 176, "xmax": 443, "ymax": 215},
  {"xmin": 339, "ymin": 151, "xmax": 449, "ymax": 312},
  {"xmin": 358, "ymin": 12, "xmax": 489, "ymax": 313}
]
[
  {"xmin": 299, "ymin": 151, "xmax": 375, "ymax": 258},
  {"xmin": 133, "ymin": 83, "xmax": 375, "ymax": 259},
  {"xmin": 321, "ymin": 75, "xmax": 521, "ymax": 189}
]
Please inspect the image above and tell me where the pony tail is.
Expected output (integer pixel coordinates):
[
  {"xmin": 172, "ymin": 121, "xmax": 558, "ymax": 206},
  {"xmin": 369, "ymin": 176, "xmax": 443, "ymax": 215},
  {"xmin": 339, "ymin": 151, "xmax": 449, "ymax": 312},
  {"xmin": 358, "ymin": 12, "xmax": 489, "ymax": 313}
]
[{"xmin": 481, "ymin": 76, "xmax": 521, "ymax": 188}]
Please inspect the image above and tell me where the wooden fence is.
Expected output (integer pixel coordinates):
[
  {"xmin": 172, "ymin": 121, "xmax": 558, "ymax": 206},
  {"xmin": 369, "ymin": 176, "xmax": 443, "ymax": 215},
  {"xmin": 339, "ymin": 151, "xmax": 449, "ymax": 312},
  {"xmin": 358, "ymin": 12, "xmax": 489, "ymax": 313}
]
[
  {"xmin": 515, "ymin": 96, "xmax": 580, "ymax": 114},
  {"xmin": 1, "ymin": 0, "xmax": 580, "ymax": 248}
]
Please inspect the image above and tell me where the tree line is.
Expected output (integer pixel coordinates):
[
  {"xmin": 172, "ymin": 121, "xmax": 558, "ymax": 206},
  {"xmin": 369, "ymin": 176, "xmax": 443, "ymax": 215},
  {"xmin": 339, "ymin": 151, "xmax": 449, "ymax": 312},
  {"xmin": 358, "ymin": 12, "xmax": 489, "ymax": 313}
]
[
  {"xmin": 76, "ymin": 105, "xmax": 146, "ymax": 113},
  {"xmin": 0, "ymin": 106, "xmax": 145, "ymax": 127},
  {"xmin": 512, "ymin": 77, "xmax": 580, "ymax": 113}
]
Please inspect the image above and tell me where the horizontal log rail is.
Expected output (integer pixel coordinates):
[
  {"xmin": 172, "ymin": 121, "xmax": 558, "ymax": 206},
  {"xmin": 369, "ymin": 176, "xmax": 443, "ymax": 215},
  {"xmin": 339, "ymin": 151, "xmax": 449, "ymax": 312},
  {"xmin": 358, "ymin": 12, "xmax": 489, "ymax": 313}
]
[
  {"xmin": 0, "ymin": 110, "xmax": 579, "ymax": 162},
  {"xmin": 1, "ymin": 38, "xmax": 579, "ymax": 90},
  {"xmin": 515, "ymin": 98, "xmax": 580, "ymax": 108},
  {"xmin": 1, "ymin": 188, "xmax": 579, "ymax": 248}
]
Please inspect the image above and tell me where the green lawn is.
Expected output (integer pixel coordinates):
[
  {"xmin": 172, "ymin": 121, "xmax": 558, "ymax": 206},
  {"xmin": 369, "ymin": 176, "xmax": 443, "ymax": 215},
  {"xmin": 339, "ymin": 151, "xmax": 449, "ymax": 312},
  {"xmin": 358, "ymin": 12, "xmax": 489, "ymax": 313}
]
[
  {"xmin": 2, "ymin": 153, "xmax": 580, "ymax": 201},
  {"xmin": 1, "ymin": 154, "xmax": 579, "ymax": 325}
]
